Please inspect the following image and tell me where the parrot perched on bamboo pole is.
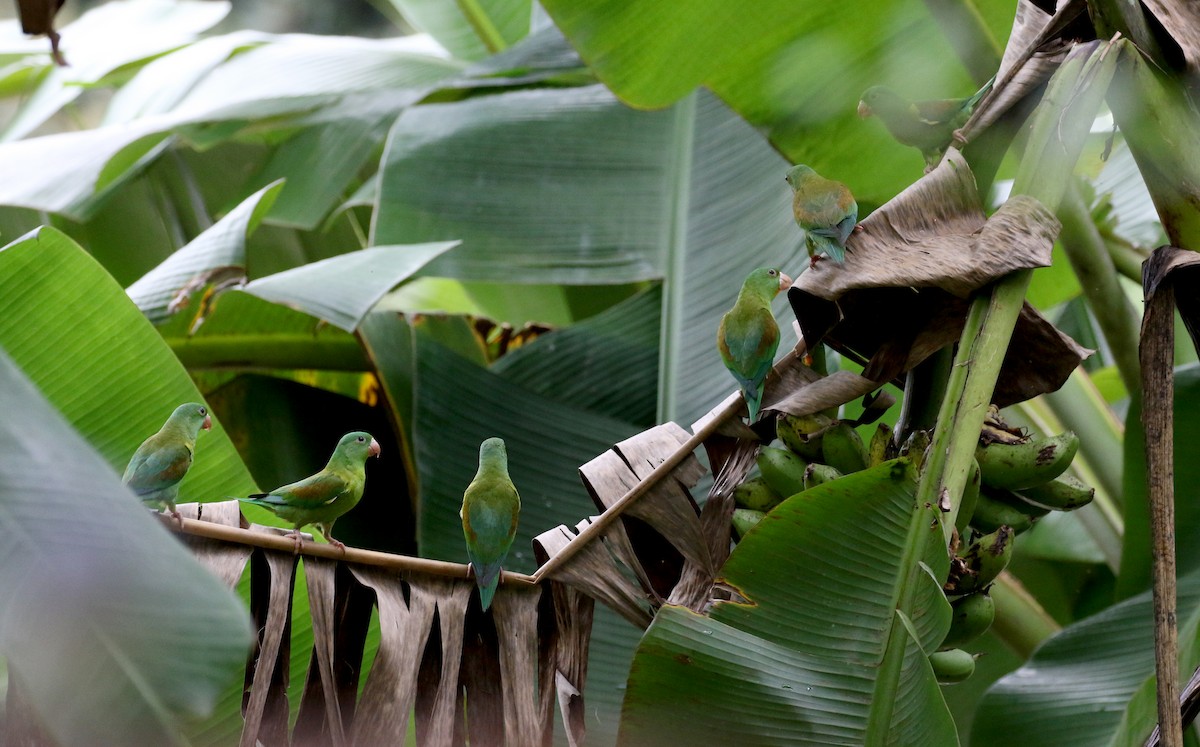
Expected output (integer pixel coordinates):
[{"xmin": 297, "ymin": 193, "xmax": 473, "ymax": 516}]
[
  {"xmin": 238, "ymin": 431, "xmax": 380, "ymax": 553},
  {"xmin": 123, "ymin": 402, "xmax": 212, "ymax": 522},
  {"xmin": 461, "ymin": 437, "xmax": 521, "ymax": 611}
]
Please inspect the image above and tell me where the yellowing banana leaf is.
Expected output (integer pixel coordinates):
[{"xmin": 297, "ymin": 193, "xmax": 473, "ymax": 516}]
[
  {"xmin": 127, "ymin": 179, "xmax": 283, "ymax": 323},
  {"xmin": 0, "ymin": 349, "xmax": 252, "ymax": 746},
  {"xmin": 0, "ymin": 227, "xmax": 258, "ymax": 501},
  {"xmin": 620, "ymin": 459, "xmax": 955, "ymax": 745},
  {"xmin": 972, "ymin": 563, "xmax": 1200, "ymax": 746}
]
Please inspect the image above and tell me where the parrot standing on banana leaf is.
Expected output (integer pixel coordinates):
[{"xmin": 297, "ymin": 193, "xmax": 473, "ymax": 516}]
[
  {"xmin": 461, "ymin": 437, "xmax": 521, "ymax": 611},
  {"xmin": 238, "ymin": 431, "xmax": 380, "ymax": 553},
  {"xmin": 718, "ymin": 267, "xmax": 794, "ymax": 423},
  {"xmin": 786, "ymin": 164, "xmax": 859, "ymax": 268},
  {"xmin": 123, "ymin": 402, "xmax": 212, "ymax": 522},
  {"xmin": 857, "ymin": 79, "xmax": 994, "ymax": 169}
]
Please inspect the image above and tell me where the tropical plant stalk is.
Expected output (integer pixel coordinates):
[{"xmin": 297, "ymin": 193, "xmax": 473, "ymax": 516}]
[
  {"xmin": 1058, "ymin": 181, "xmax": 1143, "ymax": 395},
  {"xmin": 1142, "ymin": 276, "xmax": 1182, "ymax": 747}
]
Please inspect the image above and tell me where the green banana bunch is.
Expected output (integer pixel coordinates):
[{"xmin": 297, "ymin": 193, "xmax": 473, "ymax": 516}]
[
  {"xmin": 821, "ymin": 423, "xmax": 868, "ymax": 474},
  {"xmin": 732, "ymin": 508, "xmax": 766, "ymax": 539},
  {"xmin": 867, "ymin": 423, "xmax": 892, "ymax": 467},
  {"xmin": 940, "ymin": 592, "xmax": 994, "ymax": 649},
  {"xmin": 900, "ymin": 429, "xmax": 932, "ymax": 472},
  {"xmin": 1017, "ymin": 473, "xmax": 1095, "ymax": 511},
  {"xmin": 929, "ymin": 648, "xmax": 976, "ymax": 684},
  {"xmin": 733, "ymin": 476, "xmax": 784, "ymax": 512},
  {"xmin": 757, "ymin": 447, "xmax": 808, "ymax": 498},
  {"xmin": 945, "ymin": 526, "xmax": 1014, "ymax": 595},
  {"xmin": 976, "ymin": 431, "xmax": 1079, "ymax": 491},
  {"xmin": 970, "ymin": 489, "xmax": 1040, "ymax": 534},
  {"xmin": 777, "ymin": 412, "xmax": 832, "ymax": 461},
  {"xmin": 803, "ymin": 463, "xmax": 843, "ymax": 489}
]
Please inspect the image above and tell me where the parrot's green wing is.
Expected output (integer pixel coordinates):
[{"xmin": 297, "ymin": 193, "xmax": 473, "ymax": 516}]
[
  {"xmin": 718, "ymin": 303, "xmax": 780, "ymax": 422},
  {"xmin": 249, "ymin": 471, "xmax": 349, "ymax": 509},
  {"xmin": 462, "ymin": 474, "xmax": 520, "ymax": 611},
  {"xmin": 123, "ymin": 436, "xmax": 192, "ymax": 497}
]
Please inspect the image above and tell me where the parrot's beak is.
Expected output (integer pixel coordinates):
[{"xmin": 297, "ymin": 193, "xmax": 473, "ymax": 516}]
[
  {"xmin": 779, "ymin": 272, "xmax": 794, "ymax": 291},
  {"xmin": 856, "ymin": 101, "xmax": 871, "ymax": 119},
  {"xmin": 368, "ymin": 438, "xmax": 382, "ymax": 458},
  {"xmin": 201, "ymin": 414, "xmax": 212, "ymax": 431}
]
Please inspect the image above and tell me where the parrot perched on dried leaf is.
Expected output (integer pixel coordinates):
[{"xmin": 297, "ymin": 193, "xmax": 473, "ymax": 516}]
[
  {"xmin": 857, "ymin": 79, "xmax": 993, "ymax": 169},
  {"xmin": 786, "ymin": 165, "xmax": 858, "ymax": 268},
  {"xmin": 239, "ymin": 431, "xmax": 380, "ymax": 553},
  {"xmin": 718, "ymin": 267, "xmax": 794, "ymax": 423},
  {"xmin": 123, "ymin": 402, "xmax": 212, "ymax": 522},
  {"xmin": 461, "ymin": 437, "xmax": 521, "ymax": 611}
]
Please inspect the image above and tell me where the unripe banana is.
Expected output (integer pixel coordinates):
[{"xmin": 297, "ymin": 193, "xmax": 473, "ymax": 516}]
[
  {"xmin": 731, "ymin": 508, "xmax": 766, "ymax": 539},
  {"xmin": 946, "ymin": 525, "xmax": 1014, "ymax": 595},
  {"xmin": 940, "ymin": 592, "xmax": 995, "ymax": 649},
  {"xmin": 987, "ymin": 486, "xmax": 1052, "ymax": 518},
  {"xmin": 868, "ymin": 423, "xmax": 892, "ymax": 467},
  {"xmin": 757, "ymin": 447, "xmax": 808, "ymax": 499},
  {"xmin": 975, "ymin": 431, "xmax": 1079, "ymax": 491},
  {"xmin": 900, "ymin": 430, "xmax": 932, "ymax": 472},
  {"xmin": 803, "ymin": 463, "xmax": 843, "ymax": 490},
  {"xmin": 969, "ymin": 492, "xmax": 1037, "ymax": 535},
  {"xmin": 777, "ymin": 412, "xmax": 832, "ymax": 461},
  {"xmin": 822, "ymin": 422, "xmax": 869, "ymax": 474},
  {"xmin": 733, "ymin": 476, "xmax": 784, "ymax": 512},
  {"xmin": 955, "ymin": 460, "xmax": 981, "ymax": 535},
  {"xmin": 1017, "ymin": 473, "xmax": 1095, "ymax": 511},
  {"xmin": 929, "ymin": 648, "xmax": 976, "ymax": 684}
]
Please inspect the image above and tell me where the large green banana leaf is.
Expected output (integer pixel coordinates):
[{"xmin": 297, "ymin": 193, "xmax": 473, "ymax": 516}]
[
  {"xmin": 537, "ymin": 0, "xmax": 1017, "ymax": 205},
  {"xmin": 973, "ymin": 563, "xmax": 1200, "ymax": 746},
  {"xmin": 620, "ymin": 460, "xmax": 955, "ymax": 745},
  {"xmin": 0, "ymin": 228, "xmax": 256, "ymax": 744},
  {"xmin": 373, "ymin": 84, "xmax": 805, "ymax": 425}
]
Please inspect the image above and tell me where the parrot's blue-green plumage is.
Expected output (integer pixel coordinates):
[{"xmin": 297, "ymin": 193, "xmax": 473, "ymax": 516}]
[
  {"xmin": 717, "ymin": 268, "xmax": 793, "ymax": 423},
  {"xmin": 123, "ymin": 402, "xmax": 212, "ymax": 519},
  {"xmin": 786, "ymin": 164, "xmax": 858, "ymax": 267},
  {"xmin": 857, "ymin": 79, "xmax": 994, "ymax": 168},
  {"xmin": 238, "ymin": 431, "xmax": 380, "ymax": 552},
  {"xmin": 461, "ymin": 437, "xmax": 521, "ymax": 611}
]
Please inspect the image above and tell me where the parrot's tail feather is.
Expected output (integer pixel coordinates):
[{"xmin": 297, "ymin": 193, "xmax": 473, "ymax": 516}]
[
  {"xmin": 479, "ymin": 581, "xmax": 498, "ymax": 611},
  {"xmin": 744, "ymin": 386, "xmax": 763, "ymax": 423}
]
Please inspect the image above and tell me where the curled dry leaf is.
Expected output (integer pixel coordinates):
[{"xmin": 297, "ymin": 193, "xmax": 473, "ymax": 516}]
[
  {"xmin": 960, "ymin": 0, "xmax": 1090, "ymax": 141},
  {"xmin": 789, "ymin": 151, "xmax": 1086, "ymax": 411}
]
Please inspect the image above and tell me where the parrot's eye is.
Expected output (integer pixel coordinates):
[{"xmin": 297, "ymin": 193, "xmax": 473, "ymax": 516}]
[
  {"xmin": 199, "ymin": 407, "xmax": 207, "ymax": 416},
  {"xmin": 768, "ymin": 269, "xmax": 777, "ymax": 276},
  {"xmin": 357, "ymin": 436, "xmax": 365, "ymax": 442}
]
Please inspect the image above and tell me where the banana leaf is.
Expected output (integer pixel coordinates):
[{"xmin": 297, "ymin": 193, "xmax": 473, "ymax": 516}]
[{"xmin": 620, "ymin": 459, "xmax": 955, "ymax": 745}]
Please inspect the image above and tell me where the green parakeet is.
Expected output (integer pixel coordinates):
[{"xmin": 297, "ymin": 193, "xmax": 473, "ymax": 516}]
[
  {"xmin": 461, "ymin": 437, "xmax": 521, "ymax": 611},
  {"xmin": 123, "ymin": 402, "xmax": 212, "ymax": 521},
  {"xmin": 857, "ymin": 80, "xmax": 993, "ymax": 169},
  {"xmin": 717, "ymin": 268, "xmax": 794, "ymax": 423},
  {"xmin": 786, "ymin": 164, "xmax": 858, "ymax": 268},
  {"xmin": 239, "ymin": 431, "xmax": 380, "ymax": 552}
]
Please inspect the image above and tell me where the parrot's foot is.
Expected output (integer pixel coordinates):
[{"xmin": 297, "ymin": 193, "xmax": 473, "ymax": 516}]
[
  {"xmin": 809, "ymin": 255, "xmax": 821, "ymax": 269},
  {"xmin": 852, "ymin": 223, "xmax": 864, "ymax": 234},
  {"xmin": 287, "ymin": 530, "xmax": 305, "ymax": 554},
  {"xmin": 466, "ymin": 562, "xmax": 475, "ymax": 580},
  {"xmin": 951, "ymin": 127, "xmax": 968, "ymax": 146},
  {"xmin": 169, "ymin": 510, "xmax": 184, "ymax": 530},
  {"xmin": 328, "ymin": 538, "xmax": 346, "ymax": 554}
]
